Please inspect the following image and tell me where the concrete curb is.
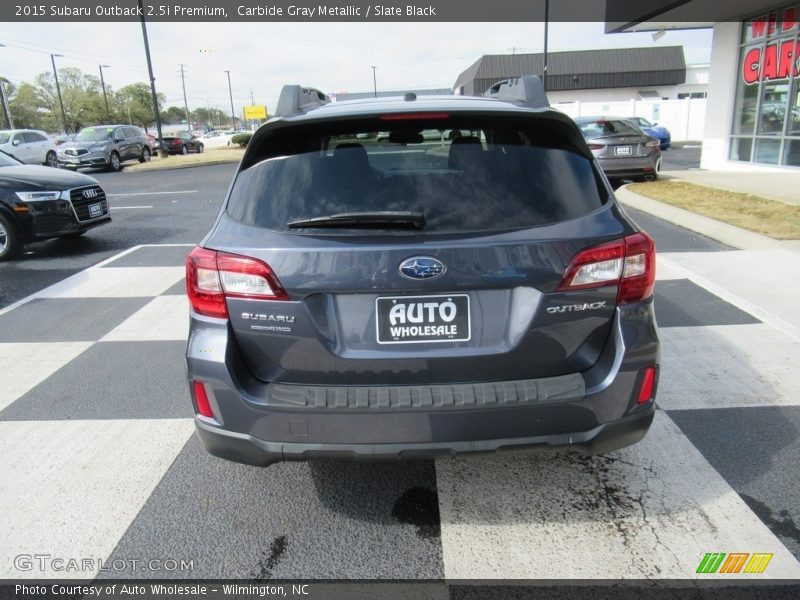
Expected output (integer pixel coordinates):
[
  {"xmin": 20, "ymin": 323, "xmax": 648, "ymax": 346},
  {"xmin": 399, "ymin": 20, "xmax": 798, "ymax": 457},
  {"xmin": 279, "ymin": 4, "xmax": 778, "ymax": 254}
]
[
  {"xmin": 615, "ymin": 185, "xmax": 800, "ymax": 252},
  {"xmin": 122, "ymin": 158, "xmax": 240, "ymax": 174}
]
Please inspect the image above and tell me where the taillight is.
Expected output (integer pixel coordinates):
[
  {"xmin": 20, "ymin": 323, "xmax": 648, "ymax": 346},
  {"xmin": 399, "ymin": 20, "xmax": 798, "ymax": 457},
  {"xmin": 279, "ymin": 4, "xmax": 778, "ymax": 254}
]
[
  {"xmin": 587, "ymin": 143, "xmax": 604, "ymax": 151},
  {"xmin": 186, "ymin": 246, "xmax": 288, "ymax": 319},
  {"xmin": 644, "ymin": 139, "xmax": 660, "ymax": 148},
  {"xmin": 557, "ymin": 232, "xmax": 656, "ymax": 305},
  {"xmin": 192, "ymin": 380, "xmax": 214, "ymax": 418}
]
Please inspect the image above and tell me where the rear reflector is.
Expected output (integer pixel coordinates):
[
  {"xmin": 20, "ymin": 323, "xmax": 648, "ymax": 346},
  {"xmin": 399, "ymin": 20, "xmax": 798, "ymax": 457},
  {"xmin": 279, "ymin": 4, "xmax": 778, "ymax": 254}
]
[
  {"xmin": 637, "ymin": 366, "xmax": 657, "ymax": 404},
  {"xmin": 557, "ymin": 232, "xmax": 656, "ymax": 305},
  {"xmin": 587, "ymin": 143, "xmax": 604, "ymax": 151},
  {"xmin": 186, "ymin": 246, "xmax": 288, "ymax": 319},
  {"xmin": 193, "ymin": 381, "xmax": 214, "ymax": 418}
]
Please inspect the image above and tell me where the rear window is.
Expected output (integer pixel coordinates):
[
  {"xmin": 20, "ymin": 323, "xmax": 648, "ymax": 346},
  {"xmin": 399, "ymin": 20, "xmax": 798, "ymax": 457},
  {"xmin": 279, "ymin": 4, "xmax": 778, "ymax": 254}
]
[
  {"xmin": 227, "ymin": 116, "xmax": 606, "ymax": 235},
  {"xmin": 577, "ymin": 119, "xmax": 641, "ymax": 138}
]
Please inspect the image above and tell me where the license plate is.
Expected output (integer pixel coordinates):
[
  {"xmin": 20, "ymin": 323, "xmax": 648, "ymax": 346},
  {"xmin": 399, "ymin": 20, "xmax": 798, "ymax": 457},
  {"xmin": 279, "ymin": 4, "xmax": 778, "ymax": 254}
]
[
  {"xmin": 376, "ymin": 294, "xmax": 470, "ymax": 344},
  {"xmin": 614, "ymin": 145, "xmax": 632, "ymax": 156},
  {"xmin": 88, "ymin": 203, "xmax": 103, "ymax": 217}
]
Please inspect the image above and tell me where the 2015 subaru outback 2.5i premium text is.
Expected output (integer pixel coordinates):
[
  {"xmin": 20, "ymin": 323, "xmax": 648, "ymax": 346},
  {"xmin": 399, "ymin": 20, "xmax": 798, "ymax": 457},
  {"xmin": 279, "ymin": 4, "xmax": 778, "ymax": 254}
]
[{"xmin": 185, "ymin": 78, "xmax": 660, "ymax": 467}]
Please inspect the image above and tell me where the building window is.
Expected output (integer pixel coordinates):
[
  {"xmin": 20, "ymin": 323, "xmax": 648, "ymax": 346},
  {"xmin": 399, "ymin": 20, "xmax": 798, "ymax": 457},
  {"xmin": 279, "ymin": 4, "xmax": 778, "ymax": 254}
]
[{"xmin": 731, "ymin": 3, "xmax": 800, "ymax": 167}]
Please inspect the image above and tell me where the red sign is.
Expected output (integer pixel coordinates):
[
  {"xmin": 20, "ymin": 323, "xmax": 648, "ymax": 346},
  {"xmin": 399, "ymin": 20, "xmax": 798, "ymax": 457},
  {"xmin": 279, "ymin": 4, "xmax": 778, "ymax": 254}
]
[
  {"xmin": 742, "ymin": 39, "xmax": 800, "ymax": 83},
  {"xmin": 747, "ymin": 6, "xmax": 798, "ymax": 42}
]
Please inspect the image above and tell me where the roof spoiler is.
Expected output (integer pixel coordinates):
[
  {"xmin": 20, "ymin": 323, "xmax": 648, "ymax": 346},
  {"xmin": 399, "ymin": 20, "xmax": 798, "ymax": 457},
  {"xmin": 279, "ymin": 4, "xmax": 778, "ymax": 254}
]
[
  {"xmin": 274, "ymin": 85, "xmax": 330, "ymax": 117},
  {"xmin": 483, "ymin": 75, "xmax": 549, "ymax": 108}
]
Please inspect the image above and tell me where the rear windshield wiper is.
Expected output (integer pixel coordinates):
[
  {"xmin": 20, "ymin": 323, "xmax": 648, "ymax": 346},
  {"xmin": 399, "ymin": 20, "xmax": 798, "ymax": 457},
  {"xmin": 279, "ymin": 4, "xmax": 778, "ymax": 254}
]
[{"xmin": 287, "ymin": 211, "xmax": 425, "ymax": 230}]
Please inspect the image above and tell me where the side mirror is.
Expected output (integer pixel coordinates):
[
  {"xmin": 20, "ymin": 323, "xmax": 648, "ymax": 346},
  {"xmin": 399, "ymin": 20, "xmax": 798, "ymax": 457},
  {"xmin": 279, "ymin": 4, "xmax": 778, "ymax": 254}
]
[
  {"xmin": 12, "ymin": 139, "xmax": 20, "ymax": 146},
  {"xmin": 114, "ymin": 138, "xmax": 123, "ymax": 143}
]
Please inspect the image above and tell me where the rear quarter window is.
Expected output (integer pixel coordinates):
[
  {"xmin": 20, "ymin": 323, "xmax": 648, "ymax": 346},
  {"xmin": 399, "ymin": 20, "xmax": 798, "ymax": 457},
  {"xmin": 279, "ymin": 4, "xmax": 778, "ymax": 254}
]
[{"xmin": 227, "ymin": 115, "xmax": 606, "ymax": 235}]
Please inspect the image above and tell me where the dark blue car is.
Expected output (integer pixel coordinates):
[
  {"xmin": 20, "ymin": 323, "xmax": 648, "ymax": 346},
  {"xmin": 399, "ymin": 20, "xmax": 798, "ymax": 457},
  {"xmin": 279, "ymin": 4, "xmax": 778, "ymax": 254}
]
[
  {"xmin": 631, "ymin": 117, "xmax": 671, "ymax": 150},
  {"xmin": 185, "ymin": 77, "xmax": 660, "ymax": 467}
]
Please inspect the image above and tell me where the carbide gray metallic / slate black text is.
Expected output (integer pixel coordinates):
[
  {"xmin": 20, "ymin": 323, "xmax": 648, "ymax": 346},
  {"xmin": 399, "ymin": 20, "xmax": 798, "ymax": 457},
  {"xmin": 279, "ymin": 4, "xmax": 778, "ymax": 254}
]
[{"xmin": 185, "ymin": 76, "xmax": 660, "ymax": 466}]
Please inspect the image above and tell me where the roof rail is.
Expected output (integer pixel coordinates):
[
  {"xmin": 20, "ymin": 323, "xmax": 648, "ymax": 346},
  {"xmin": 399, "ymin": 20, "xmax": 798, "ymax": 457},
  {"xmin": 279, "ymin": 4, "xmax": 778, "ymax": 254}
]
[
  {"xmin": 274, "ymin": 85, "xmax": 330, "ymax": 117},
  {"xmin": 483, "ymin": 75, "xmax": 549, "ymax": 108}
]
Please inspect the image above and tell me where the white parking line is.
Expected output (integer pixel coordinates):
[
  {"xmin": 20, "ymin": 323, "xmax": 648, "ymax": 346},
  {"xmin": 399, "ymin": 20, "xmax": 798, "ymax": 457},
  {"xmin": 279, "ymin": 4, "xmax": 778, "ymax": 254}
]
[
  {"xmin": 112, "ymin": 206, "xmax": 154, "ymax": 210},
  {"xmin": 108, "ymin": 191, "xmax": 197, "ymax": 196}
]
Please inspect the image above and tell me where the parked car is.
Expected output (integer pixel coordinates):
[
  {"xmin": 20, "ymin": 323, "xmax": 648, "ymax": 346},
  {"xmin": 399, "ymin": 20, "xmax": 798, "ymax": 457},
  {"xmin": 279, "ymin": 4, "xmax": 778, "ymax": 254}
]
[
  {"xmin": 57, "ymin": 125, "xmax": 151, "ymax": 171},
  {"xmin": 0, "ymin": 150, "xmax": 111, "ymax": 260},
  {"xmin": 574, "ymin": 116, "xmax": 662, "ymax": 182},
  {"xmin": 0, "ymin": 129, "xmax": 58, "ymax": 168},
  {"xmin": 162, "ymin": 131, "xmax": 204, "ymax": 155},
  {"xmin": 197, "ymin": 130, "xmax": 235, "ymax": 148},
  {"xmin": 185, "ymin": 78, "xmax": 659, "ymax": 467},
  {"xmin": 630, "ymin": 117, "xmax": 671, "ymax": 150}
]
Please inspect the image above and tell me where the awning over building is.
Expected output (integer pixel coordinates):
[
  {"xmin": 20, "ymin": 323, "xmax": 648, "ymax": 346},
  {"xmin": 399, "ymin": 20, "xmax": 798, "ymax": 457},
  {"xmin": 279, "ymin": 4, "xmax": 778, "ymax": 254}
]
[{"xmin": 452, "ymin": 47, "xmax": 686, "ymax": 96}]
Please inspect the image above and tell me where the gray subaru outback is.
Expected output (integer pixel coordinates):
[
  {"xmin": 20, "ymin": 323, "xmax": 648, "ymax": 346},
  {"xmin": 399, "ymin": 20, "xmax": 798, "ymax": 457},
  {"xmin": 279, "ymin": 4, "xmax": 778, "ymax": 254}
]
[{"xmin": 185, "ymin": 77, "xmax": 660, "ymax": 466}]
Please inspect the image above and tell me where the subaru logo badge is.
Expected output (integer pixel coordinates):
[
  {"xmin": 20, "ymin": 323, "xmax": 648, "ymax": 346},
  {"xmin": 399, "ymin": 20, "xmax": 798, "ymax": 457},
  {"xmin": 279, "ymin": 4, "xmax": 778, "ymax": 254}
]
[{"xmin": 398, "ymin": 256, "xmax": 446, "ymax": 280}]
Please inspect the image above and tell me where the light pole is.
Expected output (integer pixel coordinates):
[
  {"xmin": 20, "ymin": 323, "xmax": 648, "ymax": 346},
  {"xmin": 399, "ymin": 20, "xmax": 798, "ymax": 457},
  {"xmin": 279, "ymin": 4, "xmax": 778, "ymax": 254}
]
[
  {"xmin": 371, "ymin": 66, "xmax": 377, "ymax": 98},
  {"xmin": 179, "ymin": 64, "xmax": 191, "ymax": 130},
  {"xmin": 99, "ymin": 64, "xmax": 111, "ymax": 122},
  {"xmin": 51, "ymin": 53, "xmax": 68, "ymax": 133},
  {"xmin": 137, "ymin": 0, "xmax": 164, "ymax": 153},
  {"xmin": 542, "ymin": 0, "xmax": 549, "ymax": 92},
  {"xmin": 225, "ymin": 70, "xmax": 236, "ymax": 130}
]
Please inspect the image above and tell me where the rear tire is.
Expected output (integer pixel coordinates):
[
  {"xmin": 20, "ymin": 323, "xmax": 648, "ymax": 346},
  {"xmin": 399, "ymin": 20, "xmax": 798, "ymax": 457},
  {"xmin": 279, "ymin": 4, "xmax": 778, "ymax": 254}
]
[
  {"xmin": 45, "ymin": 151, "xmax": 58, "ymax": 168},
  {"xmin": 181, "ymin": 145, "xmax": 188, "ymax": 155},
  {"xmin": 139, "ymin": 146, "xmax": 151, "ymax": 163},
  {"xmin": 197, "ymin": 144, "xmax": 204, "ymax": 153},
  {"xmin": 0, "ymin": 212, "xmax": 23, "ymax": 261}
]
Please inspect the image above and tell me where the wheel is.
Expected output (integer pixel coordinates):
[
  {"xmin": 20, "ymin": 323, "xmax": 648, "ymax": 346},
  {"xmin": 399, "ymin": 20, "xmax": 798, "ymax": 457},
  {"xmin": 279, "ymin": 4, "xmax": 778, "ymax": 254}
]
[
  {"xmin": 109, "ymin": 151, "xmax": 122, "ymax": 171},
  {"xmin": 197, "ymin": 144, "xmax": 204, "ymax": 153},
  {"xmin": 0, "ymin": 212, "xmax": 23, "ymax": 261},
  {"xmin": 139, "ymin": 146, "xmax": 151, "ymax": 163},
  {"xmin": 181, "ymin": 145, "xmax": 188, "ymax": 155},
  {"xmin": 45, "ymin": 151, "xmax": 58, "ymax": 168}
]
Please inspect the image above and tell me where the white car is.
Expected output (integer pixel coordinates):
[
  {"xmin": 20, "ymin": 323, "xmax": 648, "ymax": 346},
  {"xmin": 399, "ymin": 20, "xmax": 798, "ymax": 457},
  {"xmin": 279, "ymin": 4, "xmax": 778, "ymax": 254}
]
[
  {"xmin": 197, "ymin": 130, "xmax": 235, "ymax": 148},
  {"xmin": 0, "ymin": 129, "xmax": 58, "ymax": 167}
]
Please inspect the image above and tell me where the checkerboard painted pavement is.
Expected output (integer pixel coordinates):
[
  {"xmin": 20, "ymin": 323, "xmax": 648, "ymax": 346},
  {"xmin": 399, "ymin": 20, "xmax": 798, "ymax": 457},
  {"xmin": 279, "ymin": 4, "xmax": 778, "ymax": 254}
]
[{"xmin": 1, "ymin": 241, "xmax": 799, "ymax": 580}]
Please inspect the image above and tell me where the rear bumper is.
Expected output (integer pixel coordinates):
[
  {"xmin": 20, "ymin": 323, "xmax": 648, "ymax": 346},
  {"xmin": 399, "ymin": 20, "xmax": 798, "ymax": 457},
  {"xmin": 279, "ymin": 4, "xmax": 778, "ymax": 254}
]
[
  {"xmin": 195, "ymin": 407, "xmax": 655, "ymax": 466},
  {"xmin": 187, "ymin": 300, "xmax": 660, "ymax": 466},
  {"xmin": 597, "ymin": 154, "xmax": 660, "ymax": 178}
]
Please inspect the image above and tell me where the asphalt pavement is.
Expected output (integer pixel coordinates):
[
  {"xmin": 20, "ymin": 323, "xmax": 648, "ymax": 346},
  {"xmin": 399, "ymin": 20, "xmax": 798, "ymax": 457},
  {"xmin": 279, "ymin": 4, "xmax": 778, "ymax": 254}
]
[{"xmin": 1, "ymin": 161, "xmax": 798, "ymax": 583}]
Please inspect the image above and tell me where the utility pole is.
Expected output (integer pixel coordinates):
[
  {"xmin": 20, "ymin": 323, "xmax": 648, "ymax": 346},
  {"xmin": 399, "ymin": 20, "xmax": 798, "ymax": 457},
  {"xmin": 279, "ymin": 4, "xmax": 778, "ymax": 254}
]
[
  {"xmin": 0, "ymin": 78, "xmax": 13, "ymax": 129},
  {"xmin": 51, "ymin": 53, "xmax": 68, "ymax": 133},
  {"xmin": 250, "ymin": 89, "xmax": 255, "ymax": 105},
  {"xmin": 99, "ymin": 64, "xmax": 111, "ymax": 122},
  {"xmin": 371, "ymin": 66, "xmax": 377, "ymax": 98},
  {"xmin": 179, "ymin": 64, "xmax": 191, "ymax": 130},
  {"xmin": 225, "ymin": 70, "xmax": 235, "ymax": 130},
  {"xmin": 543, "ymin": 0, "xmax": 549, "ymax": 92},
  {"xmin": 138, "ymin": 0, "xmax": 164, "ymax": 151}
]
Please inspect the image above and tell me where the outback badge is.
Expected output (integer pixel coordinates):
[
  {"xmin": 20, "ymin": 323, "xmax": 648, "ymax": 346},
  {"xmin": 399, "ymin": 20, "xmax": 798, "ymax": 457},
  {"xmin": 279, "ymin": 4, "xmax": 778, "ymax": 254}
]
[{"xmin": 398, "ymin": 256, "xmax": 446, "ymax": 280}]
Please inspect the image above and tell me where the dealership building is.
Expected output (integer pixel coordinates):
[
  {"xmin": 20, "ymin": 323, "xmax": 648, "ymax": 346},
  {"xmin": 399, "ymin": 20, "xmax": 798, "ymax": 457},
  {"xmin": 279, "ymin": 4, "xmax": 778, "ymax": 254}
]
[{"xmin": 609, "ymin": 0, "xmax": 800, "ymax": 170}]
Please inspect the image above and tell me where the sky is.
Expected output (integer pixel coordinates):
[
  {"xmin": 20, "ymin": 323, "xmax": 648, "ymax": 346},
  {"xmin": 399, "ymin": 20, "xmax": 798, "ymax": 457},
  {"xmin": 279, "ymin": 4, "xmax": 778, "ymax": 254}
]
[{"xmin": 0, "ymin": 21, "xmax": 713, "ymax": 114}]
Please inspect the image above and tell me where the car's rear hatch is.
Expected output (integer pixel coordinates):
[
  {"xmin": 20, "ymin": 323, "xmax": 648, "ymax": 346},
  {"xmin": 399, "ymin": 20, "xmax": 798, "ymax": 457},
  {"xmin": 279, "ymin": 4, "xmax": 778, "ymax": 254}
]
[{"xmin": 192, "ymin": 108, "xmax": 647, "ymax": 386}]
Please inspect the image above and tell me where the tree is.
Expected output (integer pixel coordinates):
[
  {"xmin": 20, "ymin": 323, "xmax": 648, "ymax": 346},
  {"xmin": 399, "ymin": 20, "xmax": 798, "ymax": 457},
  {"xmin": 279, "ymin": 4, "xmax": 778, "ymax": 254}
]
[
  {"xmin": 192, "ymin": 106, "xmax": 228, "ymax": 128},
  {"xmin": 6, "ymin": 81, "xmax": 55, "ymax": 131},
  {"xmin": 161, "ymin": 105, "xmax": 187, "ymax": 126},
  {"xmin": 34, "ymin": 68, "xmax": 106, "ymax": 132},
  {"xmin": 114, "ymin": 82, "xmax": 165, "ymax": 128}
]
